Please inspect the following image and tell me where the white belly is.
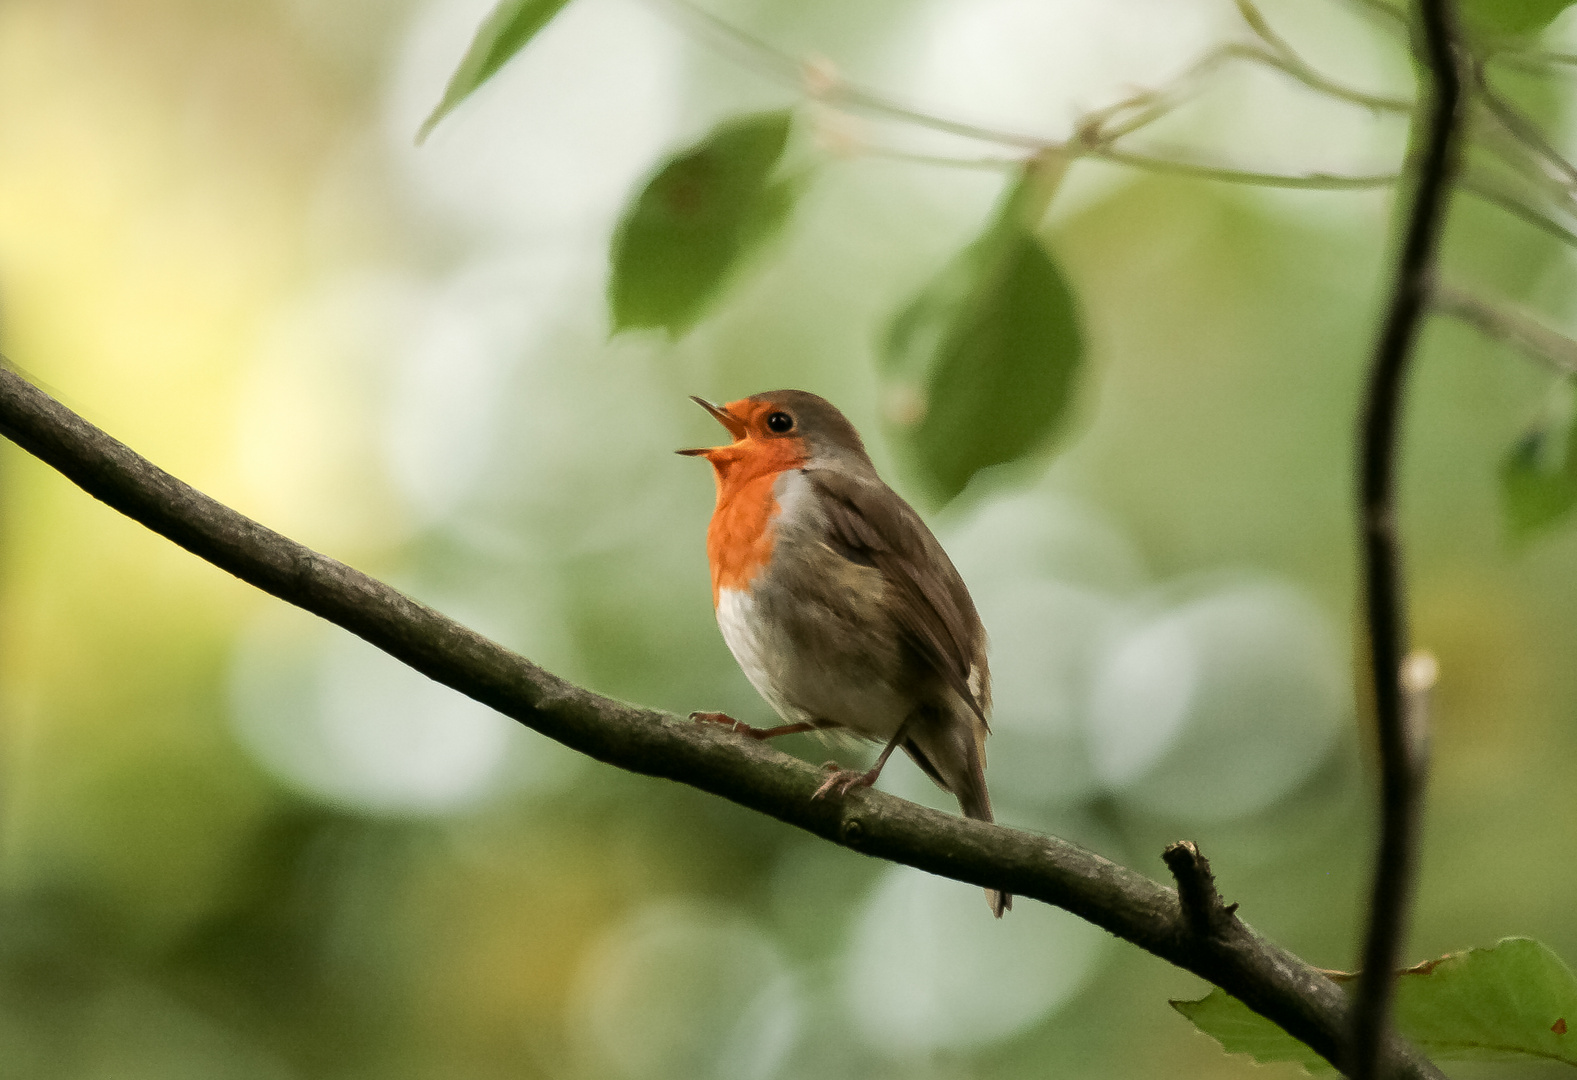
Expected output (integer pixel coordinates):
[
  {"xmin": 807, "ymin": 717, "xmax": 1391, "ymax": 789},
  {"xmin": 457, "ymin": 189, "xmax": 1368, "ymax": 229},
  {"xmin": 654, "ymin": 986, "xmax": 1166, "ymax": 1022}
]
[
  {"xmin": 716, "ymin": 587, "xmax": 798, "ymax": 722},
  {"xmin": 715, "ymin": 585, "xmax": 914, "ymax": 740}
]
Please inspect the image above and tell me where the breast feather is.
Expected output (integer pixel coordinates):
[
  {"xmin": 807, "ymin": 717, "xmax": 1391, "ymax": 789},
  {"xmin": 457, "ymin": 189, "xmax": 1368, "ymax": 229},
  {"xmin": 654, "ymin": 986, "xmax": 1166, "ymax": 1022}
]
[{"xmin": 715, "ymin": 586, "xmax": 795, "ymax": 722}]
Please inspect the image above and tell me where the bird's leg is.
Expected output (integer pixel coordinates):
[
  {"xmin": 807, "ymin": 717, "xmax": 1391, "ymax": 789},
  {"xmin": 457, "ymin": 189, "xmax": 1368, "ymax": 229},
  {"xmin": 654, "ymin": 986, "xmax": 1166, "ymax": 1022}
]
[
  {"xmin": 690, "ymin": 711, "xmax": 748, "ymax": 734},
  {"xmin": 690, "ymin": 713, "xmax": 834, "ymax": 740},
  {"xmin": 813, "ymin": 717, "xmax": 913, "ymax": 800}
]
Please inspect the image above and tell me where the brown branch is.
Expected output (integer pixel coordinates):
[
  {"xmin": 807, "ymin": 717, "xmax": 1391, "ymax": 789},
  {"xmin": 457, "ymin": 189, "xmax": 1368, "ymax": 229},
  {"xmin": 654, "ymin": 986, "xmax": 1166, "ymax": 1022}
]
[
  {"xmin": 0, "ymin": 364, "xmax": 1447, "ymax": 1079},
  {"xmin": 1350, "ymin": 0, "xmax": 1463, "ymax": 1075}
]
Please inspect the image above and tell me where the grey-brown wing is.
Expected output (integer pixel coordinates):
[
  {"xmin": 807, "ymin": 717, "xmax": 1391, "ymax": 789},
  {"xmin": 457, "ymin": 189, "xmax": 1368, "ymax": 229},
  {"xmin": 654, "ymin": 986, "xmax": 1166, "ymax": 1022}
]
[{"xmin": 807, "ymin": 469, "xmax": 988, "ymax": 723}]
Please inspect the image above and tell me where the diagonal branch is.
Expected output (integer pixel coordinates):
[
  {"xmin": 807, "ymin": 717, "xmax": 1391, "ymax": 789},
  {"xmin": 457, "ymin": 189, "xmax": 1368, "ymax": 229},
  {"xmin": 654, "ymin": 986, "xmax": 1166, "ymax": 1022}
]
[
  {"xmin": 1459, "ymin": 173, "xmax": 1577, "ymax": 250},
  {"xmin": 1350, "ymin": 0, "xmax": 1463, "ymax": 1076},
  {"xmin": 1433, "ymin": 281, "xmax": 1577, "ymax": 377},
  {"xmin": 1085, "ymin": 148, "xmax": 1397, "ymax": 189},
  {"xmin": 0, "ymin": 364, "xmax": 1445, "ymax": 1080}
]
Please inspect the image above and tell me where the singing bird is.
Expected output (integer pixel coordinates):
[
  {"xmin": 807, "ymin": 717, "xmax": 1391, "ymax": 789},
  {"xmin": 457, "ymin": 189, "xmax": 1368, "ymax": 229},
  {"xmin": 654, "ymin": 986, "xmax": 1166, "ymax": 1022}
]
[{"xmin": 680, "ymin": 390, "xmax": 1009, "ymax": 916}]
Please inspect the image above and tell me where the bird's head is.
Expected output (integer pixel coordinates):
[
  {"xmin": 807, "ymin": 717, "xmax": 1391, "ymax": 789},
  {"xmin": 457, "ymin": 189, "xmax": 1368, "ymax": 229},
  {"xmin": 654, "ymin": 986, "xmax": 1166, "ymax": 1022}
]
[{"xmin": 678, "ymin": 390, "xmax": 870, "ymax": 483}]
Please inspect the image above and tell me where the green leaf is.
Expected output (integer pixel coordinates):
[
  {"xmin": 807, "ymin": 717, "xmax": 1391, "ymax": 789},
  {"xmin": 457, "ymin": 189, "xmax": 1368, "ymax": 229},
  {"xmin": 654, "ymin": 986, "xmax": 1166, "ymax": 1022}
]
[
  {"xmin": 882, "ymin": 161, "xmax": 1083, "ymax": 504},
  {"xmin": 1463, "ymin": 0, "xmax": 1576, "ymax": 35},
  {"xmin": 608, "ymin": 110, "xmax": 801, "ymax": 336},
  {"xmin": 1172, "ymin": 993, "xmax": 1329, "ymax": 1070},
  {"xmin": 1173, "ymin": 938, "xmax": 1577, "ymax": 1072},
  {"xmin": 417, "ymin": 0, "xmax": 575, "ymax": 143},
  {"xmin": 1500, "ymin": 383, "xmax": 1577, "ymax": 540}
]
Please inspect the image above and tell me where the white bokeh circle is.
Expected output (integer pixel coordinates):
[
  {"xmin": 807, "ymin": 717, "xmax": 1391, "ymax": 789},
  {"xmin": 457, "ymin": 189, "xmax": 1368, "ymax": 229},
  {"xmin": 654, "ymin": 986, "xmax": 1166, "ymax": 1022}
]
[
  {"xmin": 229, "ymin": 607, "xmax": 516, "ymax": 814},
  {"xmin": 1085, "ymin": 577, "xmax": 1350, "ymax": 822},
  {"xmin": 842, "ymin": 864, "xmax": 1107, "ymax": 1055},
  {"xmin": 567, "ymin": 901, "xmax": 801, "ymax": 1080}
]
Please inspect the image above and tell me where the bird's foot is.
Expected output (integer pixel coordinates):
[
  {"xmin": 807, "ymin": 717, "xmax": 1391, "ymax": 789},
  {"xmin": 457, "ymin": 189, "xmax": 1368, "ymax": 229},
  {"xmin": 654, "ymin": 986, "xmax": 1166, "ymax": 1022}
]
[
  {"xmin": 812, "ymin": 764, "xmax": 878, "ymax": 801},
  {"xmin": 692, "ymin": 714, "xmax": 831, "ymax": 741},
  {"xmin": 690, "ymin": 711, "xmax": 754, "ymax": 736}
]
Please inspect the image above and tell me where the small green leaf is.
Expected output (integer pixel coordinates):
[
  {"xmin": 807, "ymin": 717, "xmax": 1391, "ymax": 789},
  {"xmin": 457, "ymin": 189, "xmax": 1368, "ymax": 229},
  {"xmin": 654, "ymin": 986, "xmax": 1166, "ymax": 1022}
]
[
  {"xmin": 882, "ymin": 160, "xmax": 1083, "ymax": 504},
  {"xmin": 1172, "ymin": 993, "xmax": 1330, "ymax": 1070},
  {"xmin": 418, "ymin": 0, "xmax": 575, "ymax": 143},
  {"xmin": 1500, "ymin": 383, "xmax": 1577, "ymax": 540},
  {"xmin": 1463, "ymin": 0, "xmax": 1576, "ymax": 35},
  {"xmin": 1174, "ymin": 938, "xmax": 1577, "ymax": 1072},
  {"xmin": 608, "ymin": 110, "xmax": 801, "ymax": 336}
]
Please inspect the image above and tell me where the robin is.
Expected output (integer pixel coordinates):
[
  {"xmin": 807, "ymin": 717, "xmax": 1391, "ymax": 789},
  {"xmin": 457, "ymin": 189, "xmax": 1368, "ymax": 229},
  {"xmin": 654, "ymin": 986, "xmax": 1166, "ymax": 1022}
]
[{"xmin": 679, "ymin": 389, "xmax": 1009, "ymax": 917}]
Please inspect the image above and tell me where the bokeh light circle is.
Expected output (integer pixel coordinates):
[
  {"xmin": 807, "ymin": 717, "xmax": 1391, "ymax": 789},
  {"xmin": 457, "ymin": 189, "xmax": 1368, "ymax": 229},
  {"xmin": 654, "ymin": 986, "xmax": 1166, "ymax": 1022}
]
[
  {"xmin": 1086, "ymin": 577, "xmax": 1349, "ymax": 822},
  {"xmin": 229, "ymin": 608, "xmax": 514, "ymax": 814},
  {"xmin": 568, "ymin": 901, "xmax": 801, "ymax": 1080},
  {"xmin": 842, "ymin": 864, "xmax": 1107, "ymax": 1055}
]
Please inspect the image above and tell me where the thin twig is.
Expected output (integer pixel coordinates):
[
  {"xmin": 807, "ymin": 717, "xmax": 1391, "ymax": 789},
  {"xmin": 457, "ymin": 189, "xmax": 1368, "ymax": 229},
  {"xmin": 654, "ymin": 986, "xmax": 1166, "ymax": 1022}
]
[
  {"xmin": 1087, "ymin": 40, "xmax": 1406, "ymax": 150},
  {"xmin": 655, "ymin": 0, "xmax": 1408, "ymax": 162},
  {"xmin": 654, "ymin": 0, "xmax": 1411, "ymax": 198},
  {"xmin": 1432, "ymin": 281, "xmax": 1577, "ymax": 376},
  {"xmin": 1470, "ymin": 111, "xmax": 1577, "ymax": 215},
  {"xmin": 1459, "ymin": 174, "xmax": 1577, "ymax": 249},
  {"xmin": 825, "ymin": 140, "xmax": 1024, "ymax": 172},
  {"xmin": 1489, "ymin": 49, "xmax": 1577, "ymax": 73},
  {"xmin": 1235, "ymin": 0, "xmax": 1412, "ymax": 112},
  {"xmin": 1088, "ymin": 147, "xmax": 1398, "ymax": 189},
  {"xmin": 1079, "ymin": 48, "xmax": 1236, "ymax": 146},
  {"xmin": 0, "ymin": 365, "xmax": 1447, "ymax": 1080},
  {"xmin": 657, "ymin": 0, "xmax": 1053, "ymax": 150},
  {"xmin": 840, "ymin": 139, "xmax": 1399, "ymax": 189},
  {"xmin": 1350, "ymin": 0, "xmax": 1463, "ymax": 1077},
  {"xmin": 1473, "ymin": 61, "xmax": 1577, "ymax": 191}
]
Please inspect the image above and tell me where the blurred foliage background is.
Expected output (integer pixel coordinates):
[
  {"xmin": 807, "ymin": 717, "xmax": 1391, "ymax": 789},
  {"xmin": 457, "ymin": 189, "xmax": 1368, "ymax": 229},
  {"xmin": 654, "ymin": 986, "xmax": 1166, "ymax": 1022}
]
[{"xmin": 4, "ymin": 0, "xmax": 1577, "ymax": 1077}]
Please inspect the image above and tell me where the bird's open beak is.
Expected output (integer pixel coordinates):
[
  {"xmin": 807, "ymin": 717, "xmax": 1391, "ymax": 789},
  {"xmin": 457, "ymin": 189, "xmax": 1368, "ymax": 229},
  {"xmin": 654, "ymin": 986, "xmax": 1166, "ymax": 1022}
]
[{"xmin": 676, "ymin": 396, "xmax": 747, "ymax": 456}]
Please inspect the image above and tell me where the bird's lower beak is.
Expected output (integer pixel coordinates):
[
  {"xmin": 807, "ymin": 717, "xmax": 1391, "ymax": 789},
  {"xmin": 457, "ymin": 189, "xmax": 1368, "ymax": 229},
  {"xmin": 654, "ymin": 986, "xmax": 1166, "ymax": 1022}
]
[{"xmin": 676, "ymin": 395, "xmax": 747, "ymax": 457}]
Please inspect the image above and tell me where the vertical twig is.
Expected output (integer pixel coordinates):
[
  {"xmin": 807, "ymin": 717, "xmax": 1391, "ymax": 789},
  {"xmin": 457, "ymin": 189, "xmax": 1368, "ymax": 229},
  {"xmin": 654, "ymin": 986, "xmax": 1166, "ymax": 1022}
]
[{"xmin": 1351, "ymin": 0, "xmax": 1462, "ymax": 1076}]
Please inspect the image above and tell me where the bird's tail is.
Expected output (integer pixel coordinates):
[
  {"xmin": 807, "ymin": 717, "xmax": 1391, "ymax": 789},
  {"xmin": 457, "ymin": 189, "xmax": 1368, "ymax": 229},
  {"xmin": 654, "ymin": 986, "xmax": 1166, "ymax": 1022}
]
[
  {"xmin": 957, "ymin": 737, "xmax": 1012, "ymax": 918},
  {"xmin": 903, "ymin": 716, "xmax": 1011, "ymax": 918}
]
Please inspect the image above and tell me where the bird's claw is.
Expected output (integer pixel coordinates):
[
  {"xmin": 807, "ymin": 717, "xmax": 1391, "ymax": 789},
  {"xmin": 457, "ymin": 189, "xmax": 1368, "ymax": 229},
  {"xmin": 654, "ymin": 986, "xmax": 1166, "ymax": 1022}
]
[
  {"xmin": 812, "ymin": 767, "xmax": 875, "ymax": 801},
  {"xmin": 690, "ymin": 711, "xmax": 750, "ymax": 735}
]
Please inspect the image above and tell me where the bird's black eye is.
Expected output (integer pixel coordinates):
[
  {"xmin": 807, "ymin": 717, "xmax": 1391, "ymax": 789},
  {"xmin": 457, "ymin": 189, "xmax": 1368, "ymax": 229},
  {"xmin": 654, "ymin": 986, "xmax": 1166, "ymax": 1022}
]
[{"xmin": 766, "ymin": 411, "xmax": 794, "ymax": 434}]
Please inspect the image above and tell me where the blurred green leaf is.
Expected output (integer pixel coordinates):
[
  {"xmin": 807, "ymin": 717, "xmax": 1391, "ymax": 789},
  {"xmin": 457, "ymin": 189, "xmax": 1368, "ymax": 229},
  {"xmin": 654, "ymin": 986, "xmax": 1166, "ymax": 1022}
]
[
  {"xmin": 1172, "ymin": 990, "xmax": 1328, "ymax": 1070},
  {"xmin": 883, "ymin": 161, "xmax": 1083, "ymax": 504},
  {"xmin": 608, "ymin": 110, "xmax": 801, "ymax": 336},
  {"xmin": 1501, "ymin": 384, "xmax": 1577, "ymax": 540},
  {"xmin": 1463, "ymin": 0, "xmax": 1575, "ymax": 34},
  {"xmin": 417, "ymin": 0, "xmax": 574, "ymax": 143},
  {"xmin": 1174, "ymin": 938, "xmax": 1577, "ymax": 1071}
]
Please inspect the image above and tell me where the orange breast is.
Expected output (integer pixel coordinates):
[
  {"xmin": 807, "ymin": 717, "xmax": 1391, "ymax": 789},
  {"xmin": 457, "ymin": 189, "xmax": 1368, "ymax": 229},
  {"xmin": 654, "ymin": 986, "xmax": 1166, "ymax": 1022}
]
[
  {"xmin": 708, "ymin": 473, "xmax": 782, "ymax": 603},
  {"xmin": 701, "ymin": 436, "xmax": 807, "ymax": 604}
]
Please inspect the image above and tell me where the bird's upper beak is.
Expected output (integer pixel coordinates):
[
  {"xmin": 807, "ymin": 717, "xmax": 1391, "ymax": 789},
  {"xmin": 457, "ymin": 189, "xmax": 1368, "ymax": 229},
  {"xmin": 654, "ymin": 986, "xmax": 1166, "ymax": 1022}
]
[{"xmin": 676, "ymin": 396, "xmax": 747, "ymax": 457}]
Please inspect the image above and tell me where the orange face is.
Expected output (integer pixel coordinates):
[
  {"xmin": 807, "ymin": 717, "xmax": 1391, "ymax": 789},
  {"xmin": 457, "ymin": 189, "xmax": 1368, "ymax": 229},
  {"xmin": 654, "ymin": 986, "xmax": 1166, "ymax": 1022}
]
[{"xmin": 677, "ymin": 397, "xmax": 808, "ymax": 487}]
